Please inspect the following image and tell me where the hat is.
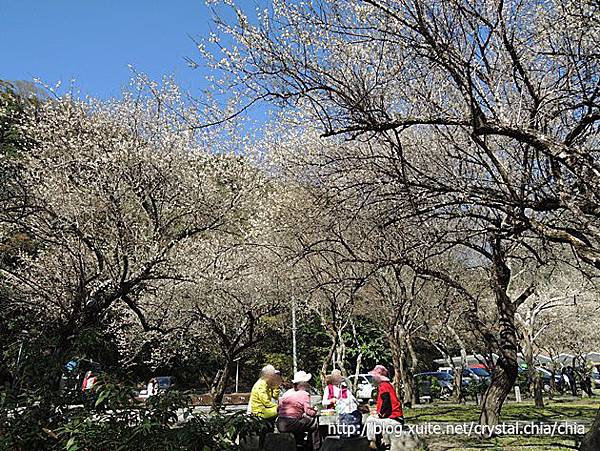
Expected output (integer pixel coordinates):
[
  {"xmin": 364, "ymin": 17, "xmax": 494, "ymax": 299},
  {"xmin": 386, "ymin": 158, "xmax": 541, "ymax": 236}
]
[
  {"xmin": 369, "ymin": 365, "xmax": 390, "ymax": 382},
  {"xmin": 292, "ymin": 371, "xmax": 312, "ymax": 384},
  {"xmin": 261, "ymin": 364, "xmax": 280, "ymax": 375}
]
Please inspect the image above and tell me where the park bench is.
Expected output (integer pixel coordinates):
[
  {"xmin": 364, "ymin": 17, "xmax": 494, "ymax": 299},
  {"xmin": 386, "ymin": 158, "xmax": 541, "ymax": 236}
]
[{"xmin": 190, "ymin": 392, "xmax": 251, "ymax": 406}]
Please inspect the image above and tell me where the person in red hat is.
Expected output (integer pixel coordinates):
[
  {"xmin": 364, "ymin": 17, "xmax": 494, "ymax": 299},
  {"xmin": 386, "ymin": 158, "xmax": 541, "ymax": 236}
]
[{"xmin": 369, "ymin": 364, "xmax": 404, "ymax": 449}]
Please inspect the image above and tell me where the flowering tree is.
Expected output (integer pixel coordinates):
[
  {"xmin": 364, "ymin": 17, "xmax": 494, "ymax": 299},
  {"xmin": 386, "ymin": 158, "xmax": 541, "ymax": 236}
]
[
  {"xmin": 366, "ymin": 264, "xmax": 429, "ymax": 406},
  {"xmin": 512, "ymin": 260, "xmax": 595, "ymax": 407},
  {"xmin": 0, "ymin": 80, "xmax": 264, "ymax": 386},
  {"xmin": 288, "ymin": 198, "xmax": 370, "ymax": 381},
  {"xmin": 537, "ymin": 296, "xmax": 600, "ymax": 369},
  {"xmin": 179, "ymin": 188, "xmax": 289, "ymax": 409},
  {"xmin": 205, "ymin": 0, "xmax": 599, "ymax": 429}
]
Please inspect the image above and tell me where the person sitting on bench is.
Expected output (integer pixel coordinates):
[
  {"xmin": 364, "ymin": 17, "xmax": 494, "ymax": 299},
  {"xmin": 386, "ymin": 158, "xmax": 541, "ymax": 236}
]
[
  {"xmin": 249, "ymin": 364, "xmax": 282, "ymax": 442},
  {"xmin": 369, "ymin": 365, "xmax": 404, "ymax": 450},
  {"xmin": 277, "ymin": 371, "xmax": 322, "ymax": 451},
  {"xmin": 323, "ymin": 369, "xmax": 361, "ymax": 437}
]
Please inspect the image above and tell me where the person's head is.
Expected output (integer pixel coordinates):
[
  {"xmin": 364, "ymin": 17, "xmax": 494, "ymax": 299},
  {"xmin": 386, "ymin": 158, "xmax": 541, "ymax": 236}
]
[
  {"xmin": 292, "ymin": 371, "xmax": 312, "ymax": 391},
  {"xmin": 369, "ymin": 364, "xmax": 390, "ymax": 385},
  {"xmin": 260, "ymin": 364, "xmax": 281, "ymax": 386},
  {"xmin": 328, "ymin": 369, "xmax": 344, "ymax": 385},
  {"xmin": 295, "ymin": 381, "xmax": 311, "ymax": 392},
  {"xmin": 281, "ymin": 380, "xmax": 294, "ymax": 390}
]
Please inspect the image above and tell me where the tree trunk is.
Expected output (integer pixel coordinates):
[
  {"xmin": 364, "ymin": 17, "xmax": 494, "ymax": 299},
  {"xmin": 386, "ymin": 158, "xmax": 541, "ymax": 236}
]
[
  {"xmin": 479, "ymin": 355, "xmax": 517, "ymax": 426},
  {"xmin": 350, "ymin": 321, "xmax": 362, "ymax": 392},
  {"xmin": 522, "ymin": 329, "xmax": 544, "ymax": 408},
  {"xmin": 335, "ymin": 329, "xmax": 347, "ymax": 375},
  {"xmin": 448, "ymin": 325, "xmax": 467, "ymax": 403},
  {"xmin": 453, "ymin": 369, "xmax": 465, "ymax": 403},
  {"xmin": 399, "ymin": 358, "xmax": 417, "ymax": 407},
  {"xmin": 479, "ymin": 249, "xmax": 519, "ymax": 426},
  {"xmin": 523, "ymin": 347, "xmax": 544, "ymax": 408},
  {"xmin": 548, "ymin": 369, "xmax": 556, "ymax": 400},
  {"xmin": 532, "ymin": 373, "xmax": 544, "ymax": 408},
  {"xmin": 392, "ymin": 329, "xmax": 416, "ymax": 407},
  {"xmin": 210, "ymin": 361, "xmax": 232, "ymax": 412},
  {"xmin": 389, "ymin": 333, "xmax": 403, "ymax": 396},
  {"xmin": 403, "ymin": 333, "xmax": 418, "ymax": 407},
  {"xmin": 580, "ymin": 408, "xmax": 600, "ymax": 451},
  {"xmin": 321, "ymin": 334, "xmax": 337, "ymax": 384}
]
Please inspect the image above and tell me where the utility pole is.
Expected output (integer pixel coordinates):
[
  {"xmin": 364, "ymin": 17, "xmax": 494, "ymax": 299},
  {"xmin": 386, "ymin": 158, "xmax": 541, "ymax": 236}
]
[
  {"xmin": 14, "ymin": 330, "xmax": 28, "ymax": 402},
  {"xmin": 292, "ymin": 296, "xmax": 298, "ymax": 374},
  {"xmin": 234, "ymin": 358, "xmax": 240, "ymax": 393}
]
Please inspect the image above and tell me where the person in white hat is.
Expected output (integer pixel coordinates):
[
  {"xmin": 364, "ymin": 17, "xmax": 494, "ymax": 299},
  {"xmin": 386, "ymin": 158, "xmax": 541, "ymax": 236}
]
[
  {"xmin": 249, "ymin": 364, "xmax": 281, "ymax": 421},
  {"xmin": 277, "ymin": 371, "xmax": 321, "ymax": 450}
]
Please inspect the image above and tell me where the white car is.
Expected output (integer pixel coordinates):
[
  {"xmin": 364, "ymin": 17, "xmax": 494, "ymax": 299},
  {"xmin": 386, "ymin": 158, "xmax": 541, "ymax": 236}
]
[{"xmin": 347, "ymin": 374, "xmax": 375, "ymax": 401}]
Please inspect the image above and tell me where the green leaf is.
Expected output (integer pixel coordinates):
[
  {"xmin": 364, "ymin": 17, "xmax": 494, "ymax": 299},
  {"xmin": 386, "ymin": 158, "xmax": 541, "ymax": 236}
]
[
  {"xmin": 65, "ymin": 437, "xmax": 79, "ymax": 451},
  {"xmin": 95, "ymin": 390, "xmax": 110, "ymax": 408}
]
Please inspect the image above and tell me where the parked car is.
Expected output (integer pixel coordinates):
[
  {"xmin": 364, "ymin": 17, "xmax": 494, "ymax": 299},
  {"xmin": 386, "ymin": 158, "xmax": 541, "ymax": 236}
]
[
  {"xmin": 414, "ymin": 371, "xmax": 455, "ymax": 398},
  {"xmin": 154, "ymin": 376, "xmax": 176, "ymax": 391},
  {"xmin": 592, "ymin": 369, "xmax": 600, "ymax": 389},
  {"xmin": 347, "ymin": 374, "xmax": 375, "ymax": 401},
  {"xmin": 440, "ymin": 366, "xmax": 491, "ymax": 385},
  {"xmin": 517, "ymin": 366, "xmax": 563, "ymax": 391},
  {"xmin": 464, "ymin": 366, "xmax": 491, "ymax": 381},
  {"xmin": 536, "ymin": 367, "xmax": 562, "ymax": 389}
]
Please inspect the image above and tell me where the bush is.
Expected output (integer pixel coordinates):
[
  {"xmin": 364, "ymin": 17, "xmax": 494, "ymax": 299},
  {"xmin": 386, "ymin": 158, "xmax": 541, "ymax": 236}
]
[
  {"xmin": 466, "ymin": 378, "xmax": 490, "ymax": 402},
  {"xmin": 0, "ymin": 379, "xmax": 268, "ymax": 451},
  {"xmin": 516, "ymin": 370, "xmax": 529, "ymax": 394},
  {"xmin": 428, "ymin": 376, "xmax": 441, "ymax": 399},
  {"xmin": 0, "ymin": 389, "xmax": 67, "ymax": 451}
]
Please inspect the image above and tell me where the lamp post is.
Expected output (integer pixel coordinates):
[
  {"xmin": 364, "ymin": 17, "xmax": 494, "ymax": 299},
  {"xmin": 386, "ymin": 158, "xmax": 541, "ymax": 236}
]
[
  {"xmin": 292, "ymin": 298, "xmax": 298, "ymax": 374},
  {"xmin": 234, "ymin": 358, "xmax": 240, "ymax": 393},
  {"xmin": 14, "ymin": 330, "xmax": 28, "ymax": 399}
]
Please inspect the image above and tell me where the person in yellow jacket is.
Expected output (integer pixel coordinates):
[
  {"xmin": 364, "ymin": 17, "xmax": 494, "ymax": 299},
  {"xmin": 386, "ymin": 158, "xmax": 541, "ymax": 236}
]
[{"xmin": 249, "ymin": 364, "xmax": 281, "ymax": 420}]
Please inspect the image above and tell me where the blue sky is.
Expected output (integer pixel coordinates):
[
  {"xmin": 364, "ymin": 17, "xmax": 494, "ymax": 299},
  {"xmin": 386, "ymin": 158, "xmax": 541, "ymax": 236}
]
[{"xmin": 0, "ymin": 0, "xmax": 219, "ymax": 99}]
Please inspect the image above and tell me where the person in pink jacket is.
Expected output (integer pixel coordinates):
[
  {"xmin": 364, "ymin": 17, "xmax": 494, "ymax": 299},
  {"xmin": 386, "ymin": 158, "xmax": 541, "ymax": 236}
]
[{"xmin": 277, "ymin": 371, "xmax": 321, "ymax": 450}]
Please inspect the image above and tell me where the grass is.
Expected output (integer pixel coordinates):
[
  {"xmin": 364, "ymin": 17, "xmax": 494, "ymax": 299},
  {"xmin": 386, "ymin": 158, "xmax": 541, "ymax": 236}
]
[
  {"xmin": 405, "ymin": 397, "xmax": 600, "ymax": 424},
  {"xmin": 424, "ymin": 435, "xmax": 580, "ymax": 451},
  {"xmin": 402, "ymin": 396, "xmax": 599, "ymax": 450}
]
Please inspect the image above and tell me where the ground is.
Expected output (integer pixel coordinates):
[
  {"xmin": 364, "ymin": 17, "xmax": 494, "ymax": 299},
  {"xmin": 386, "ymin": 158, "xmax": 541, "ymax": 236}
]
[
  {"xmin": 402, "ymin": 396, "xmax": 599, "ymax": 450},
  {"xmin": 423, "ymin": 435, "xmax": 579, "ymax": 451}
]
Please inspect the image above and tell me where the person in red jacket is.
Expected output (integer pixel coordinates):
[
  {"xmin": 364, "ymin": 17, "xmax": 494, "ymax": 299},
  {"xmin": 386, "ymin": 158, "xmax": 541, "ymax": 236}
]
[
  {"xmin": 369, "ymin": 365, "xmax": 404, "ymax": 450},
  {"xmin": 369, "ymin": 365, "xmax": 404, "ymax": 422}
]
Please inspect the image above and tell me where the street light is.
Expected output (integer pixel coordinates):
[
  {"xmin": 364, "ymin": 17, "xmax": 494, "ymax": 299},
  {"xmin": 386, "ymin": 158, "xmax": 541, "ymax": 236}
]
[
  {"xmin": 14, "ymin": 330, "xmax": 29, "ymax": 398},
  {"xmin": 234, "ymin": 358, "xmax": 240, "ymax": 393},
  {"xmin": 292, "ymin": 297, "xmax": 298, "ymax": 374}
]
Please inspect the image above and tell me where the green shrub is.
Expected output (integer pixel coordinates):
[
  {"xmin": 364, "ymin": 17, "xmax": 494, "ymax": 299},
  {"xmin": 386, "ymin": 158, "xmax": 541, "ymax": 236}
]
[
  {"xmin": 0, "ymin": 379, "xmax": 268, "ymax": 451},
  {"xmin": 428, "ymin": 376, "xmax": 441, "ymax": 399}
]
